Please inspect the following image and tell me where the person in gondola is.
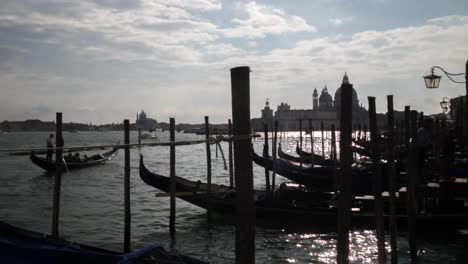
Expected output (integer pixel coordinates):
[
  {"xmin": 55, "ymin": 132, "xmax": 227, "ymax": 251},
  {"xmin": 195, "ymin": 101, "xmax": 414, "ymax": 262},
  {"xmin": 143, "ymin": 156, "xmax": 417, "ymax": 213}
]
[
  {"xmin": 65, "ymin": 152, "xmax": 73, "ymax": 162},
  {"xmin": 46, "ymin": 134, "xmax": 55, "ymax": 161},
  {"xmin": 74, "ymin": 153, "xmax": 81, "ymax": 162}
]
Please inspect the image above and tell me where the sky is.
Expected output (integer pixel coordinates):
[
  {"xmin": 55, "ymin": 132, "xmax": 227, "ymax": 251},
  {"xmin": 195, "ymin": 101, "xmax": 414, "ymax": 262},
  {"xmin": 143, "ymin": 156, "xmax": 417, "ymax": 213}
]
[{"xmin": 1, "ymin": 0, "xmax": 467, "ymax": 124}]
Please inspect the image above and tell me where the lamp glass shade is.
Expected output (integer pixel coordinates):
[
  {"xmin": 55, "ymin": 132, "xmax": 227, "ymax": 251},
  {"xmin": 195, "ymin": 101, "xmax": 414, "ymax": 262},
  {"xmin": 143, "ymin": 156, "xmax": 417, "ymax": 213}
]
[{"xmin": 424, "ymin": 73, "xmax": 441, "ymax": 88}]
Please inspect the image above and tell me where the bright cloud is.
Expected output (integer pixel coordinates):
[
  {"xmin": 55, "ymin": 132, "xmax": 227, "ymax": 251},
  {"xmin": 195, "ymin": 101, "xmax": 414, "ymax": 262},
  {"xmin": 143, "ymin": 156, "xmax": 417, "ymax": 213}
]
[{"xmin": 221, "ymin": 1, "xmax": 316, "ymax": 39}]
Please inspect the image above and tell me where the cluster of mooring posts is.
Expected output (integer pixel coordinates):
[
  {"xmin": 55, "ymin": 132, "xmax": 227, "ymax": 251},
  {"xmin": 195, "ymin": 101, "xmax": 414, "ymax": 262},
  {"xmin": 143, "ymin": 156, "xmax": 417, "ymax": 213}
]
[{"xmin": 2, "ymin": 63, "xmax": 467, "ymax": 264}]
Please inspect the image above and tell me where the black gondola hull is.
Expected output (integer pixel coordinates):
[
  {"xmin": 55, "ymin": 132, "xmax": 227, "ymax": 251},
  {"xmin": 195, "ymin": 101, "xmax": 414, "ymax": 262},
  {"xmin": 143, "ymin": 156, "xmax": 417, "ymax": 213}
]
[
  {"xmin": 30, "ymin": 148, "xmax": 119, "ymax": 171},
  {"xmin": 139, "ymin": 156, "xmax": 468, "ymax": 229}
]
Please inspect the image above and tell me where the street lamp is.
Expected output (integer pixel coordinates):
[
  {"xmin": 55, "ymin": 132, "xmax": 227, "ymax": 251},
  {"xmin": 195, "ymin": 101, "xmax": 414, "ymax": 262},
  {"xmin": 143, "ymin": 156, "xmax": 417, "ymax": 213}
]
[
  {"xmin": 423, "ymin": 69, "xmax": 441, "ymax": 89},
  {"xmin": 424, "ymin": 60, "xmax": 468, "ymax": 157},
  {"xmin": 423, "ymin": 65, "xmax": 466, "ymax": 89}
]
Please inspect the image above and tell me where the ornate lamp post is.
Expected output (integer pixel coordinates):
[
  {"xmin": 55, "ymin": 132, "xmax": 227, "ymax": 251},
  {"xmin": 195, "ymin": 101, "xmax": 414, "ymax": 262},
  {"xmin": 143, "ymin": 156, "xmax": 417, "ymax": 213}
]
[{"xmin": 424, "ymin": 60, "xmax": 468, "ymax": 154}]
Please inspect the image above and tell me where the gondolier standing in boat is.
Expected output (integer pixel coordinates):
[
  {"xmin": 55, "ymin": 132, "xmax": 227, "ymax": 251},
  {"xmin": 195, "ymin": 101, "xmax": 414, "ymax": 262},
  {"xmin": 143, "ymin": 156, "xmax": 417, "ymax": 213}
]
[{"xmin": 46, "ymin": 133, "xmax": 55, "ymax": 161}]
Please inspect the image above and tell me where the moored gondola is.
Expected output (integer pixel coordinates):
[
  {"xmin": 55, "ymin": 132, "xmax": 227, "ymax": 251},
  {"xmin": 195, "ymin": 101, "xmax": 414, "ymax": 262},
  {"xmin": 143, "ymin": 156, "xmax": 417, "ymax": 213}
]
[
  {"xmin": 30, "ymin": 147, "xmax": 119, "ymax": 171},
  {"xmin": 253, "ymin": 148, "xmax": 377, "ymax": 194},
  {"xmin": 139, "ymin": 155, "xmax": 468, "ymax": 229},
  {"xmin": 0, "ymin": 221, "xmax": 208, "ymax": 264},
  {"xmin": 295, "ymin": 144, "xmax": 337, "ymax": 166},
  {"xmin": 278, "ymin": 143, "xmax": 336, "ymax": 166}
]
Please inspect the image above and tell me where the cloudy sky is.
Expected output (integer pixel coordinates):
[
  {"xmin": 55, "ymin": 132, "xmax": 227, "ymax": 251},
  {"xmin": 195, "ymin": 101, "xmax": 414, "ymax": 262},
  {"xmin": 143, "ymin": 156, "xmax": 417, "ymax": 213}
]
[{"xmin": 1, "ymin": 0, "xmax": 467, "ymax": 124}]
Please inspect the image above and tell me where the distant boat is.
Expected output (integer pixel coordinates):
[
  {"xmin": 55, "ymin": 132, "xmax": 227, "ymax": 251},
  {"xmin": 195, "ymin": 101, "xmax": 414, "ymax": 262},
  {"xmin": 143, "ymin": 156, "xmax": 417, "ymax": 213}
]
[
  {"xmin": 0, "ymin": 221, "xmax": 208, "ymax": 264},
  {"xmin": 69, "ymin": 129, "xmax": 80, "ymax": 133},
  {"xmin": 30, "ymin": 147, "xmax": 119, "ymax": 171},
  {"xmin": 139, "ymin": 132, "xmax": 157, "ymax": 140}
]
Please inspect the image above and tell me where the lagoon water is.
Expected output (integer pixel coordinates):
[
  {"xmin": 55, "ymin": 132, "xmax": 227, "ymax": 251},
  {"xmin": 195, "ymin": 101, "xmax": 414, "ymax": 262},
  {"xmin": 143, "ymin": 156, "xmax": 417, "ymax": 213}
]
[{"xmin": 0, "ymin": 131, "xmax": 466, "ymax": 263}]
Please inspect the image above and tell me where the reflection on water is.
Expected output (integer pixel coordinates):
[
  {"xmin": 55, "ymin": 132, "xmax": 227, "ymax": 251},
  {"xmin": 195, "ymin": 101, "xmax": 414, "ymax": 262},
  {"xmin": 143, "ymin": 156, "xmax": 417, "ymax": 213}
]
[{"xmin": 0, "ymin": 131, "xmax": 466, "ymax": 263}]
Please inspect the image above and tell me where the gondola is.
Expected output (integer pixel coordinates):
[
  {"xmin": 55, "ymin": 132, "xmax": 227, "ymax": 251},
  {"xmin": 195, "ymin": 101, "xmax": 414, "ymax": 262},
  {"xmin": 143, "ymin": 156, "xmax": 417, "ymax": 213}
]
[
  {"xmin": 30, "ymin": 147, "xmax": 119, "ymax": 171},
  {"xmin": 295, "ymin": 144, "xmax": 339, "ymax": 166},
  {"xmin": 278, "ymin": 143, "xmax": 336, "ymax": 166},
  {"xmin": 0, "ymin": 221, "xmax": 208, "ymax": 264},
  {"xmin": 139, "ymin": 156, "xmax": 468, "ymax": 229},
  {"xmin": 253, "ymin": 148, "xmax": 377, "ymax": 194}
]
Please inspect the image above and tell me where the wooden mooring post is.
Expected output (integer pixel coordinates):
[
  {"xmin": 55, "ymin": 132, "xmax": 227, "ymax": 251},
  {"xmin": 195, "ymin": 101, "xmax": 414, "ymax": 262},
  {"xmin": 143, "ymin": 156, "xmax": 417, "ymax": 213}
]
[
  {"xmin": 299, "ymin": 119, "xmax": 303, "ymax": 148},
  {"xmin": 407, "ymin": 143, "xmax": 418, "ymax": 262},
  {"xmin": 138, "ymin": 128, "xmax": 141, "ymax": 146},
  {"xmin": 205, "ymin": 116, "xmax": 212, "ymax": 220},
  {"xmin": 331, "ymin": 124, "xmax": 337, "ymax": 192},
  {"xmin": 465, "ymin": 59, "xmax": 468, "ymax": 159},
  {"xmin": 368, "ymin": 97, "xmax": 386, "ymax": 264},
  {"xmin": 386, "ymin": 95, "xmax": 398, "ymax": 264},
  {"xmin": 272, "ymin": 120, "xmax": 278, "ymax": 191},
  {"xmin": 309, "ymin": 119, "xmax": 314, "ymax": 166},
  {"xmin": 299, "ymin": 119, "xmax": 303, "ymax": 167},
  {"xmin": 230, "ymin": 66, "xmax": 255, "ymax": 264},
  {"xmin": 405, "ymin": 106, "xmax": 411, "ymax": 148},
  {"xmin": 51, "ymin": 112, "xmax": 63, "ymax": 238},
  {"xmin": 169, "ymin": 118, "xmax": 176, "ymax": 236},
  {"xmin": 263, "ymin": 123, "xmax": 270, "ymax": 190},
  {"xmin": 337, "ymin": 81, "xmax": 353, "ymax": 264},
  {"xmin": 228, "ymin": 119, "xmax": 234, "ymax": 188},
  {"xmin": 321, "ymin": 121, "xmax": 325, "ymax": 157},
  {"xmin": 123, "ymin": 119, "xmax": 131, "ymax": 253},
  {"xmin": 215, "ymin": 128, "xmax": 218, "ymax": 158}
]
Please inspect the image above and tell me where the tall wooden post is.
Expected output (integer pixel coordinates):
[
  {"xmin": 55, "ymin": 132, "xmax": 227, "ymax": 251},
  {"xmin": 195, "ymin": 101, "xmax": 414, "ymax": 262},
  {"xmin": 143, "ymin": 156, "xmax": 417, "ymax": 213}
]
[
  {"xmin": 410, "ymin": 111, "xmax": 418, "ymax": 140},
  {"xmin": 464, "ymin": 60, "xmax": 468, "ymax": 159},
  {"xmin": 331, "ymin": 124, "xmax": 338, "ymax": 192},
  {"xmin": 205, "ymin": 116, "xmax": 212, "ymax": 219},
  {"xmin": 215, "ymin": 128, "xmax": 218, "ymax": 158},
  {"xmin": 321, "ymin": 121, "xmax": 325, "ymax": 157},
  {"xmin": 299, "ymin": 119, "xmax": 303, "ymax": 149},
  {"xmin": 263, "ymin": 123, "xmax": 270, "ymax": 190},
  {"xmin": 299, "ymin": 119, "xmax": 303, "ymax": 167},
  {"xmin": 386, "ymin": 96, "xmax": 398, "ymax": 264},
  {"xmin": 169, "ymin": 118, "xmax": 176, "ymax": 236},
  {"xmin": 228, "ymin": 119, "xmax": 234, "ymax": 188},
  {"xmin": 368, "ymin": 97, "xmax": 386, "ymax": 264},
  {"xmin": 465, "ymin": 60, "xmax": 468, "ymax": 159},
  {"xmin": 405, "ymin": 106, "xmax": 411, "ymax": 148},
  {"xmin": 407, "ymin": 144, "xmax": 418, "ymax": 262},
  {"xmin": 123, "ymin": 119, "xmax": 131, "ymax": 253},
  {"xmin": 272, "ymin": 120, "xmax": 278, "ymax": 191},
  {"xmin": 309, "ymin": 119, "xmax": 314, "ymax": 166},
  {"xmin": 231, "ymin": 66, "xmax": 255, "ymax": 264},
  {"xmin": 138, "ymin": 127, "xmax": 141, "ymax": 146},
  {"xmin": 337, "ymin": 81, "xmax": 353, "ymax": 264},
  {"xmin": 51, "ymin": 112, "xmax": 63, "ymax": 238}
]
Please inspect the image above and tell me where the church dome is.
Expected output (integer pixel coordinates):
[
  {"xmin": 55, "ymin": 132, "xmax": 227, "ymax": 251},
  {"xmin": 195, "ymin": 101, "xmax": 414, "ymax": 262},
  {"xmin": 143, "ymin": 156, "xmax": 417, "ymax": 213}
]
[
  {"xmin": 319, "ymin": 86, "xmax": 333, "ymax": 108},
  {"xmin": 334, "ymin": 73, "xmax": 358, "ymax": 108}
]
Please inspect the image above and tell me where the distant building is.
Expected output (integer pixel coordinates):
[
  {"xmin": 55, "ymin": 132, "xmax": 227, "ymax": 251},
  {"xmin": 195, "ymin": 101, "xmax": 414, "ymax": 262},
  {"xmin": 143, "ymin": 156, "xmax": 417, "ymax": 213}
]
[
  {"xmin": 252, "ymin": 73, "xmax": 369, "ymax": 131},
  {"xmin": 136, "ymin": 110, "xmax": 158, "ymax": 131},
  {"xmin": 0, "ymin": 119, "xmax": 55, "ymax": 132}
]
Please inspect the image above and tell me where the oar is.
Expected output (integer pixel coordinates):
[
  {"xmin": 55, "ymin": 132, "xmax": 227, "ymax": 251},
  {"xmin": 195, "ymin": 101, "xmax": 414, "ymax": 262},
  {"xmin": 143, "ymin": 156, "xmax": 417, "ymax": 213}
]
[{"xmin": 62, "ymin": 158, "xmax": 70, "ymax": 174}]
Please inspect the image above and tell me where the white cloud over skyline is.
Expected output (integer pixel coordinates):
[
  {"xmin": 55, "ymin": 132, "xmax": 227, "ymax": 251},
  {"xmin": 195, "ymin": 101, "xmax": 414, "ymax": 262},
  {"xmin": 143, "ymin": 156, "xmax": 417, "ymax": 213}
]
[{"xmin": 0, "ymin": 0, "xmax": 467, "ymax": 124}]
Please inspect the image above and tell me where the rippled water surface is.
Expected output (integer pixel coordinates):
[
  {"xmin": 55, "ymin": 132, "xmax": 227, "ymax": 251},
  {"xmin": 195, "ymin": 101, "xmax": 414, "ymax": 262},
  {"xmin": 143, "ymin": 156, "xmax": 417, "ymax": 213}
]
[{"xmin": 0, "ymin": 131, "xmax": 466, "ymax": 263}]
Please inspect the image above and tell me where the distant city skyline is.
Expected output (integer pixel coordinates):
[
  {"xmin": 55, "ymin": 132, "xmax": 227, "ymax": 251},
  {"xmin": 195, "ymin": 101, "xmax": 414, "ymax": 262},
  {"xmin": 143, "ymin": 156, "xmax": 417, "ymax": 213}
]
[{"xmin": 1, "ymin": 0, "xmax": 467, "ymax": 124}]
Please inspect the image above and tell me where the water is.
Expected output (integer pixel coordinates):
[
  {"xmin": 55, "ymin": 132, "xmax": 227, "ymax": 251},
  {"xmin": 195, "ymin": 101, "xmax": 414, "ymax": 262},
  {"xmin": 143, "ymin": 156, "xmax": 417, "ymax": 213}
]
[{"xmin": 0, "ymin": 131, "xmax": 466, "ymax": 263}]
